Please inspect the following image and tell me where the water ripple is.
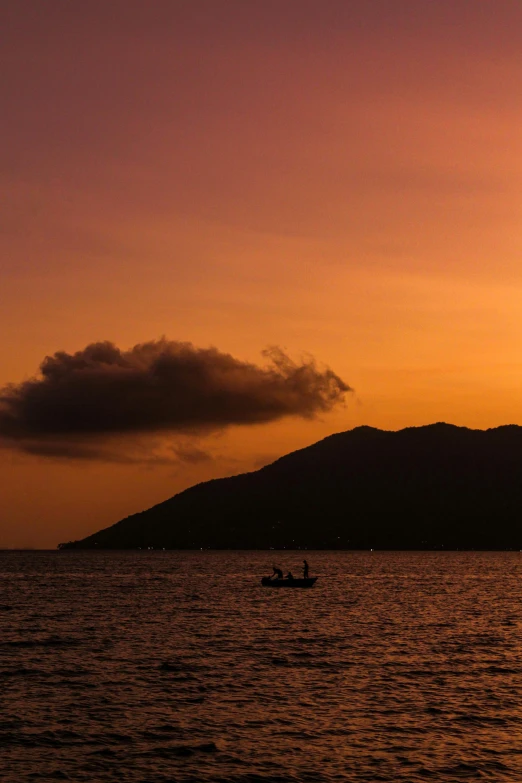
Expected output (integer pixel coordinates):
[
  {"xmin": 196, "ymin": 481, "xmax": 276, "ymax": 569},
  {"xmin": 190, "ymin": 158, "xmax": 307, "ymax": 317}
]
[{"xmin": 1, "ymin": 550, "xmax": 521, "ymax": 782}]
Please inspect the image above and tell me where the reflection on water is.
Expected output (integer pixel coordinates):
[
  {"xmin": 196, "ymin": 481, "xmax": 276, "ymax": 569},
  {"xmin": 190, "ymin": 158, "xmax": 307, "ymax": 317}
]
[{"xmin": 1, "ymin": 550, "xmax": 521, "ymax": 782}]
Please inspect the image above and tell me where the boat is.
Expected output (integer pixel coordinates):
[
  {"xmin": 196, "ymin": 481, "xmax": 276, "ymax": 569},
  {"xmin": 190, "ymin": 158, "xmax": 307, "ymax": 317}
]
[{"xmin": 261, "ymin": 576, "xmax": 317, "ymax": 588}]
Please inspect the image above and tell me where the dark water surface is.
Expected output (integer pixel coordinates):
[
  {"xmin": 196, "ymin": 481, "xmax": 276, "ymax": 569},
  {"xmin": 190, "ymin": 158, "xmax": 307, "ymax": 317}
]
[{"xmin": 1, "ymin": 551, "xmax": 521, "ymax": 782}]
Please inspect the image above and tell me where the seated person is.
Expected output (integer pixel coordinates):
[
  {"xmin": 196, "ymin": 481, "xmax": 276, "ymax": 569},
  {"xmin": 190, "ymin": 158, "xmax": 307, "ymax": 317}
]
[{"xmin": 286, "ymin": 571, "xmax": 294, "ymax": 580}]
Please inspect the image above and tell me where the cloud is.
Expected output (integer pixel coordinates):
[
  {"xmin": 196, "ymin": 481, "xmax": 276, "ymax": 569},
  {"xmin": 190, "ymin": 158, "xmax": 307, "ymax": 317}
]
[
  {"xmin": 171, "ymin": 444, "xmax": 214, "ymax": 465},
  {"xmin": 0, "ymin": 339, "xmax": 350, "ymax": 460}
]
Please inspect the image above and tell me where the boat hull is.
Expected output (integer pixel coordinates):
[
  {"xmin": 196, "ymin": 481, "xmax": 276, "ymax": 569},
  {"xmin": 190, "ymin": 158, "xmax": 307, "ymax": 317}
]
[{"xmin": 261, "ymin": 577, "xmax": 317, "ymax": 588}]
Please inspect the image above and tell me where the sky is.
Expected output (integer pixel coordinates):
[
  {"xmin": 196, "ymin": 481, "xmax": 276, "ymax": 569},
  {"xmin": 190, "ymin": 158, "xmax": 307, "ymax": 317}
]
[{"xmin": 2, "ymin": 1, "xmax": 522, "ymax": 548}]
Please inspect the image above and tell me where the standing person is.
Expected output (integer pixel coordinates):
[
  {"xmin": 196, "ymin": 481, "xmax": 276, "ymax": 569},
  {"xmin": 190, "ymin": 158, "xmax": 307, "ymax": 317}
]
[
  {"xmin": 272, "ymin": 565, "xmax": 283, "ymax": 579},
  {"xmin": 303, "ymin": 559, "xmax": 309, "ymax": 578}
]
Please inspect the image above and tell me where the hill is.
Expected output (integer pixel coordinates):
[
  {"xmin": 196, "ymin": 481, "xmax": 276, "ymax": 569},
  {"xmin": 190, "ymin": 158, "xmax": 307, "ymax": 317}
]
[{"xmin": 58, "ymin": 423, "xmax": 522, "ymax": 550}]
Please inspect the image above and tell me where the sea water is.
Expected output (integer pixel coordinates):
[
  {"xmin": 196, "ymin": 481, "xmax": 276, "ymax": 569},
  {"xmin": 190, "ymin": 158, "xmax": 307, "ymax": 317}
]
[{"xmin": 1, "ymin": 550, "xmax": 521, "ymax": 782}]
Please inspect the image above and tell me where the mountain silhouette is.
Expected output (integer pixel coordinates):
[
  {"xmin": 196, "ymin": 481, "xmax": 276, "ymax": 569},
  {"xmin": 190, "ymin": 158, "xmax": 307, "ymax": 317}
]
[{"xmin": 58, "ymin": 423, "xmax": 522, "ymax": 550}]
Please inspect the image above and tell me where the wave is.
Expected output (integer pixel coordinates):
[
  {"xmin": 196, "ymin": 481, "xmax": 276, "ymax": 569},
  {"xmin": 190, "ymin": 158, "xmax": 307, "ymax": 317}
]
[
  {"xmin": 138, "ymin": 741, "xmax": 218, "ymax": 758},
  {"xmin": 0, "ymin": 636, "xmax": 81, "ymax": 648}
]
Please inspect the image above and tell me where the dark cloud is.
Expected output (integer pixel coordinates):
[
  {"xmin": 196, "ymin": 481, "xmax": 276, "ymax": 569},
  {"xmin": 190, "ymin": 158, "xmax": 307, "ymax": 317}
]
[
  {"xmin": 0, "ymin": 339, "xmax": 350, "ymax": 460},
  {"xmin": 15, "ymin": 438, "xmax": 197, "ymax": 466}
]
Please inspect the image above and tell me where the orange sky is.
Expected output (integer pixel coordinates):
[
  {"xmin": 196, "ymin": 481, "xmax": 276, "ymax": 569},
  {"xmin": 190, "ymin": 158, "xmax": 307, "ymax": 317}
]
[{"xmin": 2, "ymin": 1, "xmax": 522, "ymax": 548}]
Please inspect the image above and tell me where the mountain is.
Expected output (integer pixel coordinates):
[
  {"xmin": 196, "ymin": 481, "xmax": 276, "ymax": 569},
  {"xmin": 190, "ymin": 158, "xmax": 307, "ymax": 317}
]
[{"xmin": 58, "ymin": 423, "xmax": 522, "ymax": 550}]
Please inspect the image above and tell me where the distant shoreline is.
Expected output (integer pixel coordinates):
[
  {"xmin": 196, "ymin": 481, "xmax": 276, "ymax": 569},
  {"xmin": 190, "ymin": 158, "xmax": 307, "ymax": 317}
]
[{"xmin": 1, "ymin": 547, "xmax": 521, "ymax": 553}]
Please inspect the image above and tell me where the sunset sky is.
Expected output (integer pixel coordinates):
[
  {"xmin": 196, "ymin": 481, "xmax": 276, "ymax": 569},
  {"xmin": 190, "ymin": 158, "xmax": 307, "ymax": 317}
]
[{"xmin": 2, "ymin": 1, "xmax": 522, "ymax": 548}]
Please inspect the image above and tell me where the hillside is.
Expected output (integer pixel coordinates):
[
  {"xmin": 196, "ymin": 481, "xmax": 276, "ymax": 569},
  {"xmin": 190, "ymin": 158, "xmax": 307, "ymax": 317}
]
[{"xmin": 58, "ymin": 423, "xmax": 522, "ymax": 550}]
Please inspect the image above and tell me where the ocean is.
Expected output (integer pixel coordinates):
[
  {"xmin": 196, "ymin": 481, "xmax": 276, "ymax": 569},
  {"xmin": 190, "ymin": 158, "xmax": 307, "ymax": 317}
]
[{"xmin": 1, "ymin": 550, "xmax": 521, "ymax": 782}]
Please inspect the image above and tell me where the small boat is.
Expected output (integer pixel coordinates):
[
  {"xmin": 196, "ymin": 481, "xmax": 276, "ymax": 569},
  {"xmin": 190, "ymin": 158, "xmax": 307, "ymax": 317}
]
[{"xmin": 261, "ymin": 576, "xmax": 317, "ymax": 588}]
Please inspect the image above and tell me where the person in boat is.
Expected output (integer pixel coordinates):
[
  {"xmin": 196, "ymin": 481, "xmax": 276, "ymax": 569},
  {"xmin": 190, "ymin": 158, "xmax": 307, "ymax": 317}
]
[
  {"xmin": 271, "ymin": 566, "xmax": 283, "ymax": 580},
  {"xmin": 303, "ymin": 560, "xmax": 309, "ymax": 579},
  {"xmin": 286, "ymin": 571, "xmax": 294, "ymax": 580}
]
